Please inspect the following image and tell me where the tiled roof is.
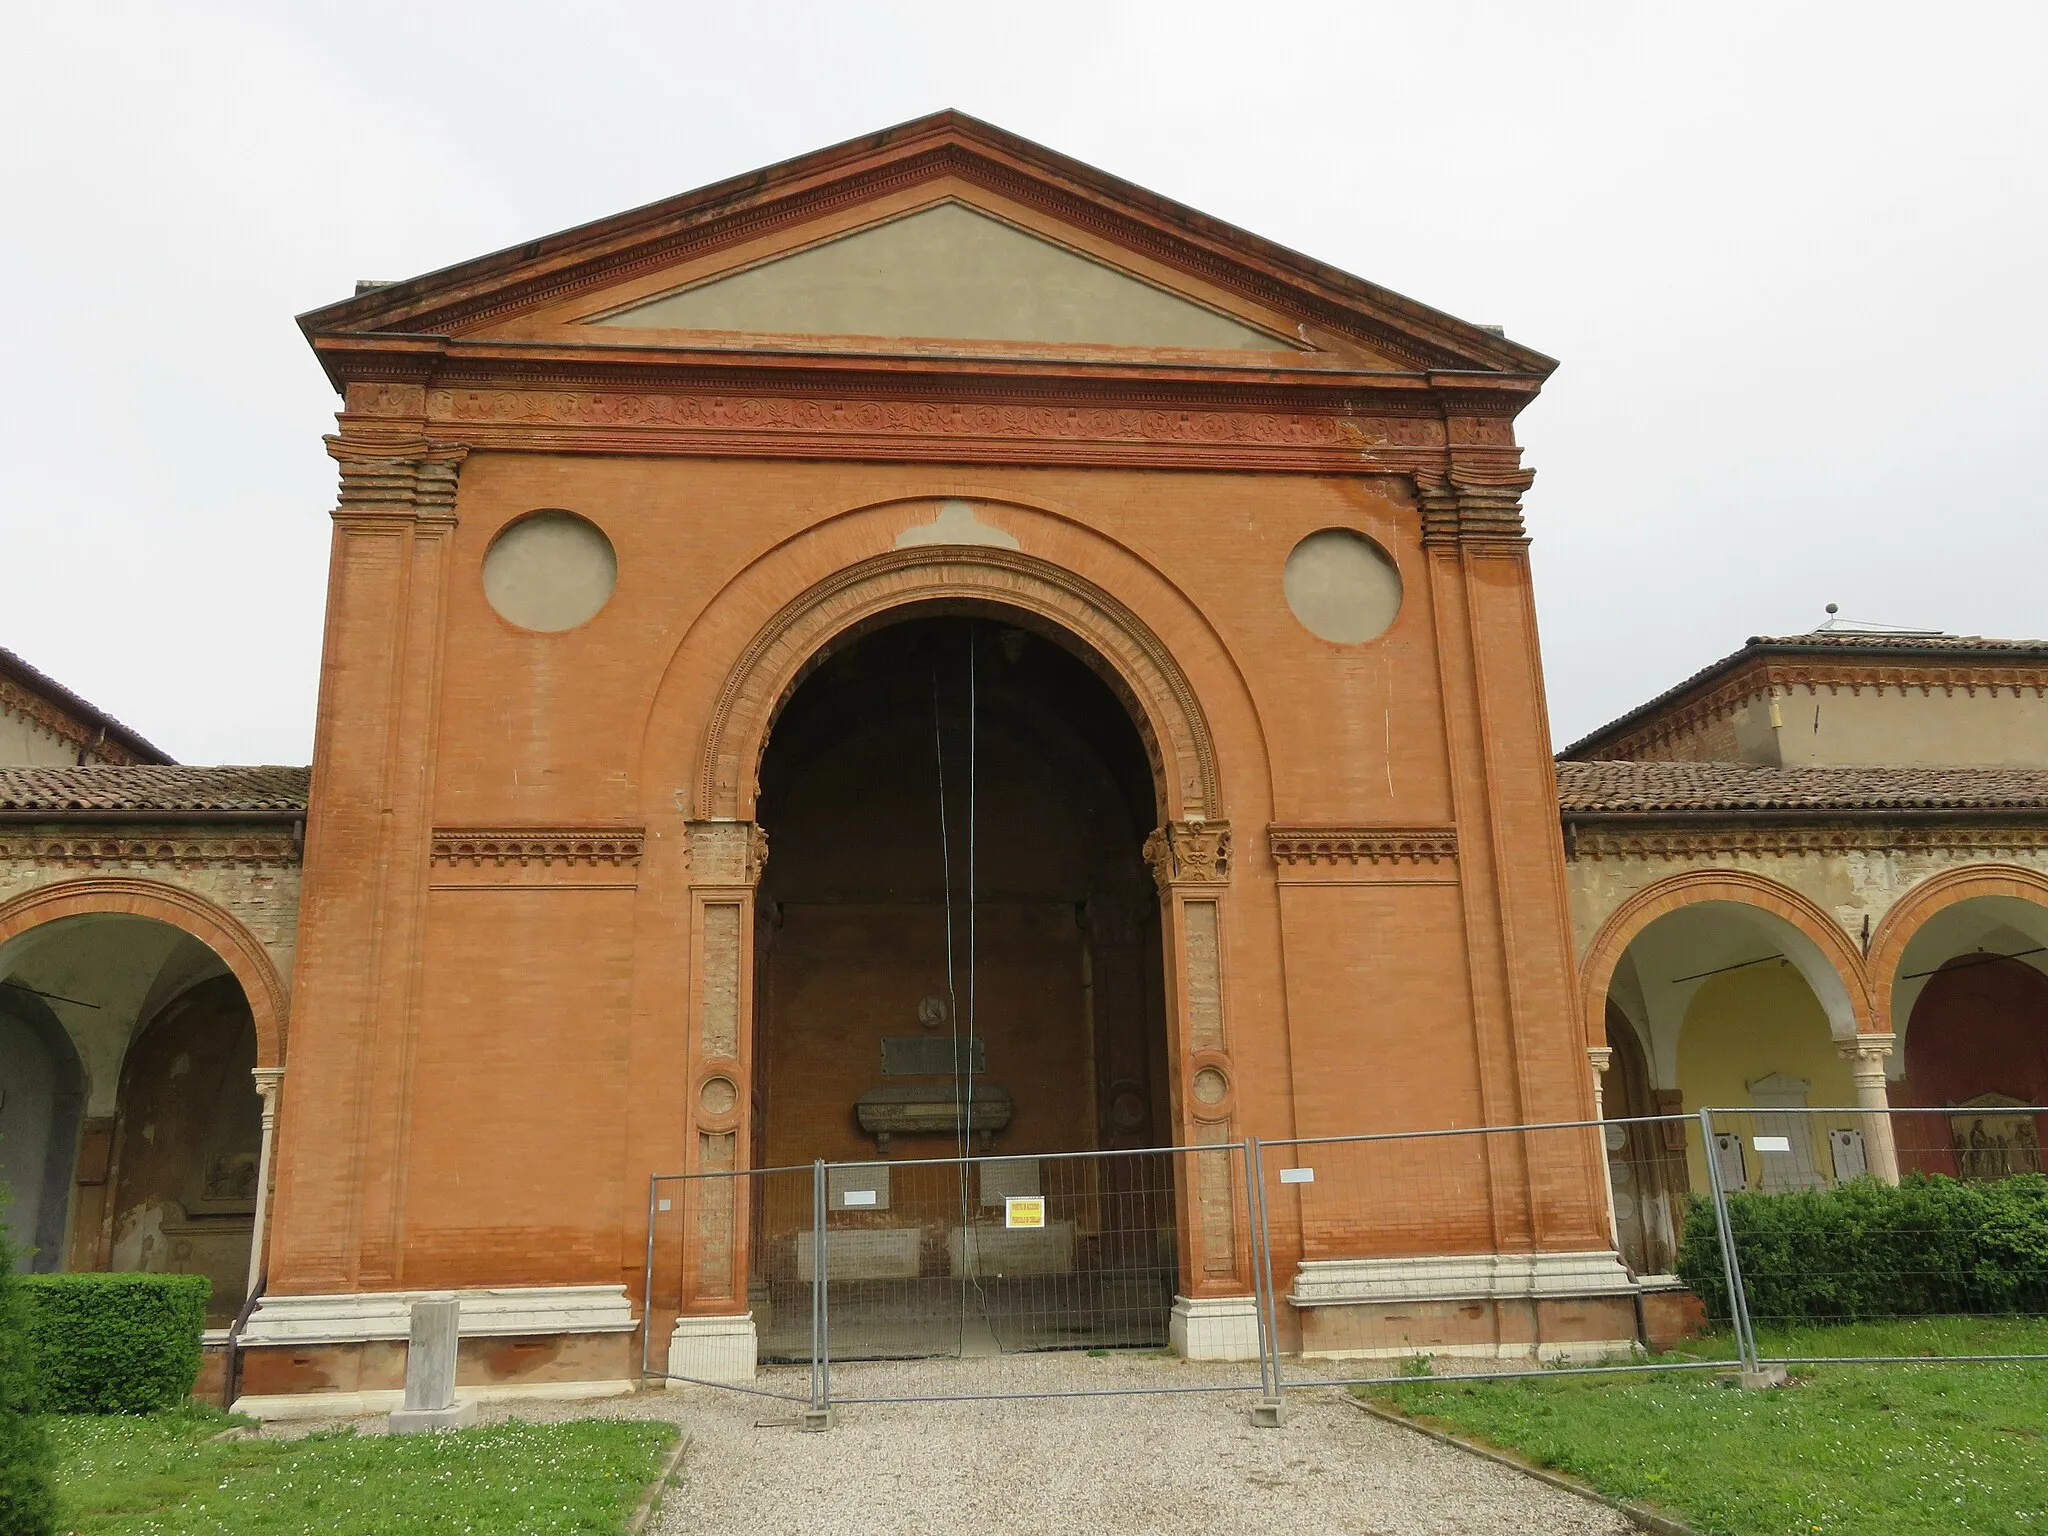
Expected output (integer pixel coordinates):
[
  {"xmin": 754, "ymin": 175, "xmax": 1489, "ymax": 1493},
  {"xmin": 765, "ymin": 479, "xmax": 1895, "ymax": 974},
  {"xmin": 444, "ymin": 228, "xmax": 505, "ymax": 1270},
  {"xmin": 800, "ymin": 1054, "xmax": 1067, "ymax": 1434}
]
[
  {"xmin": 1561, "ymin": 633, "xmax": 2048, "ymax": 760},
  {"xmin": 0, "ymin": 765, "xmax": 310, "ymax": 814},
  {"xmin": 0, "ymin": 645, "xmax": 174, "ymax": 765},
  {"xmin": 1557, "ymin": 761, "xmax": 2048, "ymax": 816}
]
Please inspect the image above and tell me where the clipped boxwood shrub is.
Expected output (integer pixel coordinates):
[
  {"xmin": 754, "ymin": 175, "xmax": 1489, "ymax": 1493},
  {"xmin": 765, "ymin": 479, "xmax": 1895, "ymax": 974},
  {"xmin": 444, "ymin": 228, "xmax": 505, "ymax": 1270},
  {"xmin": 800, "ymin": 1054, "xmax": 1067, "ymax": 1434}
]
[
  {"xmin": 1677, "ymin": 1172, "xmax": 2048, "ymax": 1327},
  {"xmin": 0, "ymin": 1221, "xmax": 56, "ymax": 1536},
  {"xmin": 21, "ymin": 1273, "xmax": 209, "ymax": 1414}
]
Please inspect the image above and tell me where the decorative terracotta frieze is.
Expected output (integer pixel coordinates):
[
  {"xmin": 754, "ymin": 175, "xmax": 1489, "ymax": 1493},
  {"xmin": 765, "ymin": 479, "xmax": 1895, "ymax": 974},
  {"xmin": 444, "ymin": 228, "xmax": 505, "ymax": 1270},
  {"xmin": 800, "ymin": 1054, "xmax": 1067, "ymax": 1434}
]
[
  {"xmin": 429, "ymin": 826, "xmax": 644, "ymax": 868},
  {"xmin": 0, "ymin": 832, "xmax": 298, "ymax": 867},
  {"xmin": 1567, "ymin": 823, "xmax": 2048, "ymax": 861},
  {"xmin": 1267, "ymin": 825, "xmax": 1459, "ymax": 866},
  {"xmin": 0, "ymin": 678, "xmax": 150, "ymax": 767}
]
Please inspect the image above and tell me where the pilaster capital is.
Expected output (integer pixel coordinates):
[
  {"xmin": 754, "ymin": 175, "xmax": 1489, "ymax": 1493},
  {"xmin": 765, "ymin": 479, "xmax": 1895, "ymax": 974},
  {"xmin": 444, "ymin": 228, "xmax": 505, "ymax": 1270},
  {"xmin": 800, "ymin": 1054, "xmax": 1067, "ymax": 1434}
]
[
  {"xmin": 251, "ymin": 1066, "xmax": 285, "ymax": 1110},
  {"xmin": 1413, "ymin": 457, "xmax": 1536, "ymax": 547},
  {"xmin": 1143, "ymin": 819, "xmax": 1231, "ymax": 891},
  {"xmin": 1586, "ymin": 1046, "xmax": 1614, "ymax": 1075},
  {"xmin": 325, "ymin": 435, "xmax": 469, "ymax": 525},
  {"xmin": 1838, "ymin": 1032, "xmax": 1897, "ymax": 1068},
  {"xmin": 686, "ymin": 819, "xmax": 769, "ymax": 887}
]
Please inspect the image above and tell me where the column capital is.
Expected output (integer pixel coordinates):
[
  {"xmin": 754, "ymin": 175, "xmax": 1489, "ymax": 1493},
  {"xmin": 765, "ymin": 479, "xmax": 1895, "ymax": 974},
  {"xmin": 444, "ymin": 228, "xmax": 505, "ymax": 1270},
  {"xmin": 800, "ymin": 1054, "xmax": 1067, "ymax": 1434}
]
[
  {"xmin": 1586, "ymin": 1045, "xmax": 1614, "ymax": 1074},
  {"xmin": 325, "ymin": 435, "xmax": 469, "ymax": 524},
  {"xmin": 1143, "ymin": 819, "xmax": 1232, "ymax": 892},
  {"xmin": 1839, "ymin": 1032, "xmax": 1897, "ymax": 1068},
  {"xmin": 251, "ymin": 1066, "xmax": 285, "ymax": 1100}
]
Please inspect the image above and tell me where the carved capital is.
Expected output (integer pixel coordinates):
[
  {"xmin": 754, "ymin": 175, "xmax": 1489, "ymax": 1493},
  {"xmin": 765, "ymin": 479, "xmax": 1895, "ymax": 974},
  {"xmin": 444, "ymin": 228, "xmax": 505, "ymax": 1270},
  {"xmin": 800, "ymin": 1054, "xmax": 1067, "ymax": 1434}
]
[
  {"xmin": 251, "ymin": 1066, "xmax": 285, "ymax": 1123},
  {"xmin": 1413, "ymin": 456, "xmax": 1534, "ymax": 546},
  {"xmin": 1839, "ymin": 1032, "xmax": 1897, "ymax": 1071},
  {"xmin": 1586, "ymin": 1046, "xmax": 1613, "ymax": 1076},
  {"xmin": 687, "ymin": 820, "xmax": 769, "ymax": 886},
  {"xmin": 325, "ymin": 436, "xmax": 469, "ymax": 524},
  {"xmin": 1144, "ymin": 819, "xmax": 1231, "ymax": 890}
]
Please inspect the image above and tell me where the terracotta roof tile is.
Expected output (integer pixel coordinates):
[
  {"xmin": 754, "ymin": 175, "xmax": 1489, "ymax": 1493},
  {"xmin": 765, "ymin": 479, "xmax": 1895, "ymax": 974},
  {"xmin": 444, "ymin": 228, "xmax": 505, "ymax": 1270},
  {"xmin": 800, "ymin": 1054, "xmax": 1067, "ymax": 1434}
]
[
  {"xmin": 0, "ymin": 765, "xmax": 310, "ymax": 814},
  {"xmin": 1557, "ymin": 761, "xmax": 2048, "ymax": 816}
]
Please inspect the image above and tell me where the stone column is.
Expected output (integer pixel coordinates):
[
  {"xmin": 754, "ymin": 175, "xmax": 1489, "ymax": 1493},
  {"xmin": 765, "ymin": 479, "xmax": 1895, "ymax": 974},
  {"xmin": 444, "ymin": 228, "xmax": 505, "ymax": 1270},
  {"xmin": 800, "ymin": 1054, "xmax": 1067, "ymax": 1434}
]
[
  {"xmin": 1586, "ymin": 1047, "xmax": 1620, "ymax": 1249},
  {"xmin": 668, "ymin": 819, "xmax": 768, "ymax": 1385},
  {"xmin": 245, "ymin": 1067, "xmax": 285, "ymax": 1298},
  {"xmin": 1146, "ymin": 819, "xmax": 1257, "ymax": 1361},
  {"xmin": 1839, "ymin": 1033, "xmax": 1900, "ymax": 1184}
]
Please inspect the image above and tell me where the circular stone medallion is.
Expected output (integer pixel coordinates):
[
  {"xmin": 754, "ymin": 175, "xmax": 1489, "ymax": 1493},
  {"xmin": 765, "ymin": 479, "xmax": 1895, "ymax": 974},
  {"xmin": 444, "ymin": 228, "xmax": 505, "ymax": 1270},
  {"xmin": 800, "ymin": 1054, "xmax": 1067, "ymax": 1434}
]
[
  {"xmin": 1283, "ymin": 528, "xmax": 1402, "ymax": 644},
  {"xmin": 482, "ymin": 511, "xmax": 618, "ymax": 632},
  {"xmin": 698, "ymin": 1075, "xmax": 738, "ymax": 1116},
  {"xmin": 1192, "ymin": 1066, "xmax": 1230, "ymax": 1106}
]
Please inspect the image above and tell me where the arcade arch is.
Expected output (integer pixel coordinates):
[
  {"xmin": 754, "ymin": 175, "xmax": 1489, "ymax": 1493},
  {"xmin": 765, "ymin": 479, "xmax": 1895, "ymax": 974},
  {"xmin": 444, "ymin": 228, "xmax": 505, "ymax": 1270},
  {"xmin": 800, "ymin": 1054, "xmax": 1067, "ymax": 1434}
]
[{"xmin": 0, "ymin": 886, "xmax": 284, "ymax": 1318}]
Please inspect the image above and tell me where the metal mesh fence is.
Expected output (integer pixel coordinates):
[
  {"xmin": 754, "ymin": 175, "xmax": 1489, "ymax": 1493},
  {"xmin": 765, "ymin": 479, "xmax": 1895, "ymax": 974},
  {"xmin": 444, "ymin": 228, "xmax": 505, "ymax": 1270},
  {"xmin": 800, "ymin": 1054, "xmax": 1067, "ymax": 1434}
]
[
  {"xmin": 1696, "ymin": 1104, "xmax": 2048, "ymax": 1367},
  {"xmin": 637, "ymin": 1104, "xmax": 2048, "ymax": 1417},
  {"xmin": 1246, "ymin": 1117, "xmax": 1730, "ymax": 1391}
]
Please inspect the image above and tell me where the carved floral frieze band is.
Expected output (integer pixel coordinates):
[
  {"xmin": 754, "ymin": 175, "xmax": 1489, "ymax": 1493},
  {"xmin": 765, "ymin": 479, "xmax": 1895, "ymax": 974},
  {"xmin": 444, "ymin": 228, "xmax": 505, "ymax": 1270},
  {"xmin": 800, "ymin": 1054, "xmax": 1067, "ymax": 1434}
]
[
  {"xmin": 1567, "ymin": 824, "xmax": 2048, "ymax": 861},
  {"xmin": 430, "ymin": 826, "xmax": 644, "ymax": 868},
  {"xmin": 1144, "ymin": 819, "xmax": 1231, "ymax": 889},
  {"xmin": 1267, "ymin": 825, "xmax": 1459, "ymax": 867}
]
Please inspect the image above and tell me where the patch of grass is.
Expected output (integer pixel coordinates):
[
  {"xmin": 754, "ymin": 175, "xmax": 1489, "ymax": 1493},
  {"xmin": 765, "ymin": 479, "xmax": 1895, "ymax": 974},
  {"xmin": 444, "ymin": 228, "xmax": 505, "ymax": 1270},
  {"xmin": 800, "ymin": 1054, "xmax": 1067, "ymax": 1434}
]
[
  {"xmin": 1372, "ymin": 1320, "xmax": 2048, "ymax": 1536},
  {"xmin": 46, "ymin": 1404, "xmax": 676, "ymax": 1535}
]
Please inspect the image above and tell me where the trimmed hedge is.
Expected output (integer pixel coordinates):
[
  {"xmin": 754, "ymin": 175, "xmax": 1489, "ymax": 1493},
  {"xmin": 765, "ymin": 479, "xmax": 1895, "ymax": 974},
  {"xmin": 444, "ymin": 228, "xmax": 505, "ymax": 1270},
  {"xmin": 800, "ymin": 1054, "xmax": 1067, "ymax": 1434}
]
[
  {"xmin": 1677, "ymin": 1172, "xmax": 2048, "ymax": 1327},
  {"xmin": 0, "ymin": 1221, "xmax": 56, "ymax": 1536},
  {"xmin": 20, "ymin": 1273, "xmax": 209, "ymax": 1414}
]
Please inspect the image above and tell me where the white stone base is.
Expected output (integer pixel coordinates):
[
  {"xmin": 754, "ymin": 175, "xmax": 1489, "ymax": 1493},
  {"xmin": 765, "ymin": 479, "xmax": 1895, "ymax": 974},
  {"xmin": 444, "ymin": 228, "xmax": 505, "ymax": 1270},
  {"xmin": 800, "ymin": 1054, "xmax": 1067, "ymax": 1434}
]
[
  {"xmin": 1290, "ymin": 1250, "xmax": 1637, "ymax": 1307},
  {"xmin": 1169, "ymin": 1295, "xmax": 1262, "ymax": 1361},
  {"xmin": 665, "ymin": 1312, "xmax": 758, "ymax": 1386},
  {"xmin": 232, "ymin": 1378, "xmax": 635, "ymax": 1422},
  {"xmin": 388, "ymin": 1400, "xmax": 478, "ymax": 1434},
  {"xmin": 237, "ymin": 1284, "xmax": 638, "ymax": 1346}
]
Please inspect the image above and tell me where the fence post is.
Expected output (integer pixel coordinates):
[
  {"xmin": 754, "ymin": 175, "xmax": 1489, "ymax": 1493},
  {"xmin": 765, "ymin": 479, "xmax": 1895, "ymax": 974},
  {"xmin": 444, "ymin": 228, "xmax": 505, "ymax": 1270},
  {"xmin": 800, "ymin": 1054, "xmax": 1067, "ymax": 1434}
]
[
  {"xmin": 805, "ymin": 1158, "xmax": 833, "ymax": 1429},
  {"xmin": 1699, "ymin": 1107, "xmax": 1764, "ymax": 1377},
  {"xmin": 641, "ymin": 1173, "xmax": 659, "ymax": 1382},
  {"xmin": 1244, "ymin": 1137, "xmax": 1286, "ymax": 1427}
]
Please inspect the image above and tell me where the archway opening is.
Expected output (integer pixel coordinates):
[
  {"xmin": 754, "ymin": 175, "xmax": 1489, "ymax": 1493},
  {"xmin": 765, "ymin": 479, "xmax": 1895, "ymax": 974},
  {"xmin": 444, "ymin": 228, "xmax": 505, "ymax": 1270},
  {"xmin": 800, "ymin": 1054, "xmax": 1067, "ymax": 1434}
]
[
  {"xmin": 0, "ymin": 913, "xmax": 261, "ymax": 1319},
  {"xmin": 1598, "ymin": 898, "xmax": 1867, "ymax": 1268},
  {"xmin": 751, "ymin": 610, "xmax": 1174, "ymax": 1354},
  {"xmin": 1889, "ymin": 894, "xmax": 2048, "ymax": 1178}
]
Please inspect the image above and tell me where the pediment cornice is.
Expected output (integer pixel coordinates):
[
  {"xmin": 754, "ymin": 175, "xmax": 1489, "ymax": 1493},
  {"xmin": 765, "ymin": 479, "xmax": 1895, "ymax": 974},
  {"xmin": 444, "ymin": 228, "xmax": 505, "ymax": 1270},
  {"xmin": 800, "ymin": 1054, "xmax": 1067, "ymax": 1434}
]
[{"xmin": 301, "ymin": 113, "xmax": 1554, "ymax": 388}]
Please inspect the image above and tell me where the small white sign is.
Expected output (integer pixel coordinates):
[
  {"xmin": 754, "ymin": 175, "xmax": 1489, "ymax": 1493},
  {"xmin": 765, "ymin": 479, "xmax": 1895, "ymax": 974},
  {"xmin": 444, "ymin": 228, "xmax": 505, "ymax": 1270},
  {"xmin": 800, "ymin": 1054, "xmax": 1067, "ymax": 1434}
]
[
  {"xmin": 657, "ymin": 1198, "xmax": 672, "ymax": 1212},
  {"xmin": 843, "ymin": 1189, "xmax": 878, "ymax": 1207},
  {"xmin": 1753, "ymin": 1135, "xmax": 1793, "ymax": 1153},
  {"xmin": 1005, "ymin": 1195, "xmax": 1047, "ymax": 1229},
  {"xmin": 1279, "ymin": 1167, "xmax": 1315, "ymax": 1185}
]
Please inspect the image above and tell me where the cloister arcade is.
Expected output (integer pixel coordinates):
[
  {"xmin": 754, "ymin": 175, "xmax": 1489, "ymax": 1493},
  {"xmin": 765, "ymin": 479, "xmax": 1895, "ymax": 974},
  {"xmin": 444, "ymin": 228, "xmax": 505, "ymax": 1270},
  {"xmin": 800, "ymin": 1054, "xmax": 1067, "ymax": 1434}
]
[{"xmin": 1575, "ymin": 862, "xmax": 2048, "ymax": 1276}]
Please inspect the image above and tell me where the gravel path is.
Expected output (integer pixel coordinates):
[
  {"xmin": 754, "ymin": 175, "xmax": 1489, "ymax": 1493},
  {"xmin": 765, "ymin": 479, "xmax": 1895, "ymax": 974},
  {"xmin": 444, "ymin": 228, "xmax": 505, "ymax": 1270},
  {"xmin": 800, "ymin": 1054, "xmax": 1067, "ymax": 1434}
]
[{"xmin": 631, "ymin": 1355, "xmax": 1632, "ymax": 1536}]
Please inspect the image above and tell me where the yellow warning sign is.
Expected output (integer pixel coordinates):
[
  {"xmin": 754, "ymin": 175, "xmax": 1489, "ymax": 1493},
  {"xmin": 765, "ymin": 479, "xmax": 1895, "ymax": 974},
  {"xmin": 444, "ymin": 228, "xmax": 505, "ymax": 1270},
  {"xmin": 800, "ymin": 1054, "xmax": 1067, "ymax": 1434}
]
[{"xmin": 1004, "ymin": 1195, "xmax": 1046, "ymax": 1230}]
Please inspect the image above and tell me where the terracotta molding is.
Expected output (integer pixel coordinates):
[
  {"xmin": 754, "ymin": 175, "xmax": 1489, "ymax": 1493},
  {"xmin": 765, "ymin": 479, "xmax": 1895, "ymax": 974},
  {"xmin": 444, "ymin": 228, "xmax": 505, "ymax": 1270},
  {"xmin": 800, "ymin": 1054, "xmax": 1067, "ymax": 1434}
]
[
  {"xmin": 0, "ymin": 832, "xmax": 300, "ymax": 867},
  {"xmin": 428, "ymin": 826, "xmax": 646, "ymax": 868},
  {"xmin": 1567, "ymin": 822, "xmax": 2048, "ymax": 860},
  {"xmin": 1267, "ymin": 824, "xmax": 1458, "ymax": 867},
  {"xmin": 0, "ymin": 676, "xmax": 150, "ymax": 766},
  {"xmin": 324, "ymin": 437, "xmax": 469, "ymax": 524},
  {"xmin": 1576, "ymin": 868, "xmax": 1873, "ymax": 1051},
  {"xmin": 0, "ymin": 875, "xmax": 291, "ymax": 1068},
  {"xmin": 1582, "ymin": 658, "xmax": 2048, "ymax": 761},
  {"xmin": 1866, "ymin": 862, "xmax": 2048, "ymax": 1029},
  {"xmin": 698, "ymin": 546, "xmax": 1220, "ymax": 823}
]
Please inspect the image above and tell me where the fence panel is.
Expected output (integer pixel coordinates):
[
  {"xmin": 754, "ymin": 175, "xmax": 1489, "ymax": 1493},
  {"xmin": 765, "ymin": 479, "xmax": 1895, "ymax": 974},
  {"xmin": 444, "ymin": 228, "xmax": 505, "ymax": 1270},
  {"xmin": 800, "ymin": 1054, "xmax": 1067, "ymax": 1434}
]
[
  {"xmin": 1252, "ymin": 1116, "xmax": 1729, "ymax": 1391},
  {"xmin": 643, "ymin": 1162, "xmax": 817, "ymax": 1402},
  {"xmin": 1698, "ymin": 1104, "xmax": 2048, "ymax": 1366}
]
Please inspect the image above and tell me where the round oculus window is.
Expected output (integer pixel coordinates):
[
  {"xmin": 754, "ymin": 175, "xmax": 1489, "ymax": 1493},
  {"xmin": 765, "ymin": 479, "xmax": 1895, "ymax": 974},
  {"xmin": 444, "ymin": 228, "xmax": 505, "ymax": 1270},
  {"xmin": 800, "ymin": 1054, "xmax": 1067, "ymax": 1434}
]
[
  {"xmin": 482, "ymin": 511, "xmax": 618, "ymax": 633},
  {"xmin": 1283, "ymin": 529, "xmax": 1402, "ymax": 645}
]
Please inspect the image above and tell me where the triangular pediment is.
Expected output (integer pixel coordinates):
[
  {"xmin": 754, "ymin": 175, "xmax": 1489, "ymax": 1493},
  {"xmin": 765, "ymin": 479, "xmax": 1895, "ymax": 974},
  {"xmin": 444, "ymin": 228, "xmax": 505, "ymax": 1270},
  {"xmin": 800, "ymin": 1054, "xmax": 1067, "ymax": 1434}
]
[
  {"xmin": 585, "ymin": 203, "xmax": 1301, "ymax": 351},
  {"xmin": 301, "ymin": 111, "xmax": 1557, "ymax": 381}
]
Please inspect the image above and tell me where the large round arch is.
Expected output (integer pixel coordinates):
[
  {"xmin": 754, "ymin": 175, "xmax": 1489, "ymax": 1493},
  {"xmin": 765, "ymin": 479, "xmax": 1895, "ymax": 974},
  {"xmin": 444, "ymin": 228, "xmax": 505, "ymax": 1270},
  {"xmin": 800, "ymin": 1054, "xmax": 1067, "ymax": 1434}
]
[
  {"xmin": 696, "ymin": 545, "xmax": 1222, "ymax": 824},
  {"xmin": 1578, "ymin": 868, "xmax": 1874, "ymax": 1046},
  {"xmin": 1867, "ymin": 863, "xmax": 2048, "ymax": 1031},
  {"xmin": 0, "ymin": 878, "xmax": 290, "ymax": 1070}
]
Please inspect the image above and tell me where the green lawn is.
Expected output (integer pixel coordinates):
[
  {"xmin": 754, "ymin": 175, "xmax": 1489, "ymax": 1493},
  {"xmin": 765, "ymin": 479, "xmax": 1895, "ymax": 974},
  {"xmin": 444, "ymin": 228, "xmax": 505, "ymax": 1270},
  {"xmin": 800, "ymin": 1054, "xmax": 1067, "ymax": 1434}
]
[
  {"xmin": 45, "ymin": 1405, "xmax": 677, "ymax": 1535},
  {"xmin": 1375, "ymin": 1320, "xmax": 2048, "ymax": 1536}
]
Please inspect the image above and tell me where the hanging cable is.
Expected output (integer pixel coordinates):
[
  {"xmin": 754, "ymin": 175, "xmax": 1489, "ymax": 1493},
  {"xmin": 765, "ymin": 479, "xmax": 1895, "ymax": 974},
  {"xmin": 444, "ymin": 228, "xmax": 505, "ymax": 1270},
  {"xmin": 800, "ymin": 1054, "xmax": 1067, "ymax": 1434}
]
[
  {"xmin": 963, "ymin": 626, "xmax": 978, "ymax": 1165},
  {"xmin": 932, "ymin": 664, "xmax": 963, "ymax": 1162}
]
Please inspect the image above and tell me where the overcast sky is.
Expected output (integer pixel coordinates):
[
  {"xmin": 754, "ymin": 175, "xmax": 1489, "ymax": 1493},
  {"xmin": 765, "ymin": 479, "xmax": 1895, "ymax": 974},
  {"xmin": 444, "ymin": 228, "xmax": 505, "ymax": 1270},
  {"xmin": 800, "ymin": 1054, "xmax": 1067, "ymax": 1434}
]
[{"xmin": 4, "ymin": 3, "xmax": 2041, "ymax": 764}]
